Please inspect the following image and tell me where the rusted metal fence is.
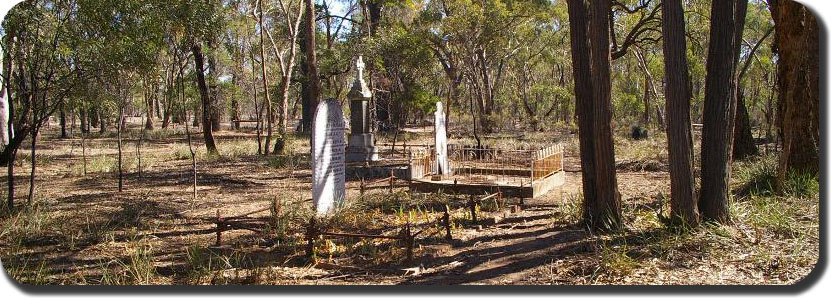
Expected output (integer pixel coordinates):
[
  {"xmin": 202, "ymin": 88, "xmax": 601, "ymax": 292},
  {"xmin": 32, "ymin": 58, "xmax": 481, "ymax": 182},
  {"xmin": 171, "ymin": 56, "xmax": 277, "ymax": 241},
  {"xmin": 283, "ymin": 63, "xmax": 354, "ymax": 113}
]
[
  {"xmin": 408, "ymin": 146, "xmax": 435, "ymax": 179},
  {"xmin": 531, "ymin": 144, "xmax": 565, "ymax": 181},
  {"xmin": 409, "ymin": 144, "xmax": 564, "ymax": 187}
]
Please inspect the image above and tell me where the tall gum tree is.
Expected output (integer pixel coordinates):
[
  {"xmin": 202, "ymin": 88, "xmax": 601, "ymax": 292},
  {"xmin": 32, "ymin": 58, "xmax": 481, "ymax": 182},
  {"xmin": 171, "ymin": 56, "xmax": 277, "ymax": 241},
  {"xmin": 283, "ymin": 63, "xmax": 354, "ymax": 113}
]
[
  {"xmin": 661, "ymin": 0, "xmax": 698, "ymax": 224},
  {"xmin": 769, "ymin": 0, "xmax": 819, "ymax": 190},
  {"xmin": 699, "ymin": 0, "xmax": 747, "ymax": 223},
  {"xmin": 587, "ymin": 0, "xmax": 621, "ymax": 231},
  {"xmin": 567, "ymin": 0, "xmax": 621, "ymax": 231}
]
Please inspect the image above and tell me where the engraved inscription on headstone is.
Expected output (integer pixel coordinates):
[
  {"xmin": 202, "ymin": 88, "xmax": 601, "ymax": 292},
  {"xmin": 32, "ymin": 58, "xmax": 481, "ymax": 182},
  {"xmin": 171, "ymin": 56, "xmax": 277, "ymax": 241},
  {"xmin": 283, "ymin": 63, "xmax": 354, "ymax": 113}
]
[
  {"xmin": 434, "ymin": 101, "xmax": 451, "ymax": 175},
  {"xmin": 312, "ymin": 98, "xmax": 347, "ymax": 215}
]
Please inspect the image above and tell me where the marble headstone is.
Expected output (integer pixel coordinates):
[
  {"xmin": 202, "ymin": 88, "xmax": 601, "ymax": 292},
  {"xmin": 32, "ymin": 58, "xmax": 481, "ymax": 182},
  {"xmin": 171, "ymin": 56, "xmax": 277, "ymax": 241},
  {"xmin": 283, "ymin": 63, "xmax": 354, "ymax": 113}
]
[
  {"xmin": 0, "ymin": 53, "xmax": 9, "ymax": 146},
  {"xmin": 0, "ymin": 89, "xmax": 9, "ymax": 146},
  {"xmin": 434, "ymin": 101, "xmax": 451, "ymax": 175},
  {"xmin": 312, "ymin": 98, "xmax": 347, "ymax": 215}
]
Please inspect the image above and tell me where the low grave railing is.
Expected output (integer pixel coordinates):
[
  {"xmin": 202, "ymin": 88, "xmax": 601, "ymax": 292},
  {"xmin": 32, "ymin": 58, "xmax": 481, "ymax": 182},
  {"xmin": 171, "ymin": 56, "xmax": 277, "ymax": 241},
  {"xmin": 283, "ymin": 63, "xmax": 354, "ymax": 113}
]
[
  {"xmin": 409, "ymin": 144, "xmax": 564, "ymax": 188},
  {"xmin": 531, "ymin": 145, "xmax": 565, "ymax": 182},
  {"xmin": 408, "ymin": 146, "xmax": 435, "ymax": 179}
]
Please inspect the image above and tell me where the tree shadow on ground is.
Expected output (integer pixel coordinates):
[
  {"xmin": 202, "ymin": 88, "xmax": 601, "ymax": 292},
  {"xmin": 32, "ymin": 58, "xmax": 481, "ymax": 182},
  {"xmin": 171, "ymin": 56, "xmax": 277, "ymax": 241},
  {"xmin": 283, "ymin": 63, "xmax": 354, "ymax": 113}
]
[{"xmin": 396, "ymin": 224, "xmax": 673, "ymax": 284}]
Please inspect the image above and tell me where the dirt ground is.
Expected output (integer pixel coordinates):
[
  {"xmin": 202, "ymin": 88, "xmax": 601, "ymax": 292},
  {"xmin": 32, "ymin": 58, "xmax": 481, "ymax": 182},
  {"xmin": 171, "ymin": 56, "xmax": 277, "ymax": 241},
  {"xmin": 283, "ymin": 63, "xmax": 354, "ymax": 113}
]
[{"xmin": 0, "ymin": 122, "xmax": 819, "ymax": 285}]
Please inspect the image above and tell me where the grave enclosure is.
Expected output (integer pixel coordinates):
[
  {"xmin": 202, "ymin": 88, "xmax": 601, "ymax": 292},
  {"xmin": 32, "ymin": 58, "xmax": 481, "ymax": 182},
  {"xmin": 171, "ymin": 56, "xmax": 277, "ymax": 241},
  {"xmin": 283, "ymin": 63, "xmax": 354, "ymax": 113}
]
[
  {"xmin": 406, "ymin": 144, "xmax": 565, "ymax": 199},
  {"xmin": 338, "ymin": 77, "xmax": 564, "ymax": 199},
  {"xmin": 342, "ymin": 101, "xmax": 565, "ymax": 200},
  {"xmin": 216, "ymin": 57, "xmax": 567, "ymax": 264}
]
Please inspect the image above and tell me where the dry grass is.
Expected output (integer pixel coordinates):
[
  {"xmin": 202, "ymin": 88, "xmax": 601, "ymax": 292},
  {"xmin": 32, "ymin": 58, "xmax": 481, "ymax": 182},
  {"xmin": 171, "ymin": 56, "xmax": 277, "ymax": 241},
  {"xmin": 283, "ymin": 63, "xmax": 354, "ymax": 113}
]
[{"xmin": 0, "ymin": 124, "xmax": 819, "ymax": 285}]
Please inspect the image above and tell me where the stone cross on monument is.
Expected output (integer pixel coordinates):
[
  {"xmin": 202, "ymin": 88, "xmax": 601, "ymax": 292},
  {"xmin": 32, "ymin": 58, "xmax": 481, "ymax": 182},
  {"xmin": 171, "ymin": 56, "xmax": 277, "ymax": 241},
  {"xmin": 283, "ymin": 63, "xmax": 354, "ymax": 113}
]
[
  {"xmin": 346, "ymin": 56, "xmax": 379, "ymax": 162},
  {"xmin": 356, "ymin": 56, "xmax": 365, "ymax": 81}
]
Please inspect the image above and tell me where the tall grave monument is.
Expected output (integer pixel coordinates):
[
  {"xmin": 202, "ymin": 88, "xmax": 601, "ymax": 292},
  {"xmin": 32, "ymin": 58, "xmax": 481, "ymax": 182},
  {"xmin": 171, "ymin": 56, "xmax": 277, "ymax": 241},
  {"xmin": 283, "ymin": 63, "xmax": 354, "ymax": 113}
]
[
  {"xmin": 434, "ymin": 101, "xmax": 451, "ymax": 176},
  {"xmin": 345, "ymin": 56, "xmax": 379, "ymax": 162},
  {"xmin": 311, "ymin": 98, "xmax": 347, "ymax": 215}
]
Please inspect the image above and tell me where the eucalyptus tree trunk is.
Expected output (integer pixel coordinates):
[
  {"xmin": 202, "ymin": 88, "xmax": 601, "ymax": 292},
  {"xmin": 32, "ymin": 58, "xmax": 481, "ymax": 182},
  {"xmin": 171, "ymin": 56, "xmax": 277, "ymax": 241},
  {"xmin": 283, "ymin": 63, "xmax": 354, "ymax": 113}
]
[
  {"xmin": 28, "ymin": 126, "xmax": 38, "ymax": 205},
  {"xmin": 567, "ymin": 0, "xmax": 596, "ymax": 227},
  {"xmin": 274, "ymin": 1, "xmax": 305, "ymax": 154},
  {"xmin": 250, "ymin": 48, "xmax": 263, "ymax": 154},
  {"xmin": 192, "ymin": 44, "xmax": 219, "ymax": 155},
  {"xmin": 699, "ymin": 0, "xmax": 747, "ymax": 223},
  {"xmin": 231, "ymin": 74, "xmax": 240, "ymax": 130},
  {"xmin": 59, "ymin": 103, "xmax": 67, "ymax": 138},
  {"xmin": 661, "ymin": 0, "xmax": 699, "ymax": 225},
  {"xmin": 3, "ymin": 46, "xmax": 14, "ymax": 207},
  {"xmin": 568, "ymin": 0, "xmax": 621, "ymax": 232},
  {"xmin": 732, "ymin": 90, "xmax": 758, "ymax": 160},
  {"xmin": 117, "ymin": 103, "xmax": 124, "ymax": 192},
  {"xmin": 732, "ymin": 27, "xmax": 773, "ymax": 161},
  {"xmin": 298, "ymin": 15, "xmax": 312, "ymax": 133},
  {"xmin": 99, "ymin": 110, "xmax": 106, "ymax": 133},
  {"xmin": 89, "ymin": 107, "xmax": 99, "ymax": 129},
  {"xmin": 145, "ymin": 83, "xmax": 154, "ymax": 130},
  {"xmin": 587, "ymin": 0, "xmax": 621, "ymax": 231},
  {"xmin": 258, "ymin": 0, "xmax": 273, "ymax": 155},
  {"xmin": 207, "ymin": 55, "xmax": 221, "ymax": 132},
  {"xmin": 79, "ymin": 107, "xmax": 87, "ymax": 134},
  {"xmin": 137, "ymin": 113, "xmax": 147, "ymax": 178},
  {"xmin": 161, "ymin": 76, "xmax": 172, "ymax": 129},
  {"xmin": 302, "ymin": 0, "xmax": 320, "ymax": 133},
  {"xmin": 770, "ymin": 0, "xmax": 819, "ymax": 190}
]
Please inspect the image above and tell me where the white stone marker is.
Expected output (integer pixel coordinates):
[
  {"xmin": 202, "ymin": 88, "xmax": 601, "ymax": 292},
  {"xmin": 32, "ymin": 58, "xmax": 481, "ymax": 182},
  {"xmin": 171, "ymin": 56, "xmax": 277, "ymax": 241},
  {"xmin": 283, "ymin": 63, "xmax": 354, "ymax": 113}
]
[
  {"xmin": 0, "ymin": 52, "xmax": 9, "ymax": 145},
  {"xmin": 0, "ymin": 89, "xmax": 9, "ymax": 146},
  {"xmin": 434, "ymin": 101, "xmax": 451, "ymax": 175},
  {"xmin": 312, "ymin": 98, "xmax": 347, "ymax": 215}
]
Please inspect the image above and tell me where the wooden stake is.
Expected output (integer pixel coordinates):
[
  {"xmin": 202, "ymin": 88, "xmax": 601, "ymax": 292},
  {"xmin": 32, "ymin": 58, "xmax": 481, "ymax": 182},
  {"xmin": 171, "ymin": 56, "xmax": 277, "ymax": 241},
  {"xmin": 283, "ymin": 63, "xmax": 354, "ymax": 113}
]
[
  {"xmin": 469, "ymin": 195, "xmax": 478, "ymax": 223},
  {"xmin": 215, "ymin": 209, "xmax": 222, "ymax": 246},
  {"xmin": 405, "ymin": 222, "xmax": 414, "ymax": 265},
  {"xmin": 389, "ymin": 169, "xmax": 394, "ymax": 194},
  {"xmin": 305, "ymin": 217, "xmax": 318, "ymax": 262},
  {"xmin": 443, "ymin": 205, "xmax": 452, "ymax": 242}
]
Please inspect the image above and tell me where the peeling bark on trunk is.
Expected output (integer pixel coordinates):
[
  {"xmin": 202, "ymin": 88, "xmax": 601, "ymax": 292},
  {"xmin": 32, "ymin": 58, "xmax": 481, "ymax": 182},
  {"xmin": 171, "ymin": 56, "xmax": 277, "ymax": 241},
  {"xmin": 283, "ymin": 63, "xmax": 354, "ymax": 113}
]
[{"xmin": 770, "ymin": 0, "xmax": 819, "ymax": 188}]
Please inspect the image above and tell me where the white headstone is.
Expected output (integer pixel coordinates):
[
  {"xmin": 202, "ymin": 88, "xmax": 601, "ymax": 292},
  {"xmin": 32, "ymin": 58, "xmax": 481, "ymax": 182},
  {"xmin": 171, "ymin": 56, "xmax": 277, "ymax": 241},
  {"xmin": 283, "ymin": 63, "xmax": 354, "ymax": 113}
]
[
  {"xmin": 0, "ymin": 91, "xmax": 9, "ymax": 146},
  {"xmin": 0, "ymin": 52, "xmax": 9, "ymax": 146},
  {"xmin": 434, "ymin": 101, "xmax": 451, "ymax": 175},
  {"xmin": 312, "ymin": 98, "xmax": 347, "ymax": 215}
]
